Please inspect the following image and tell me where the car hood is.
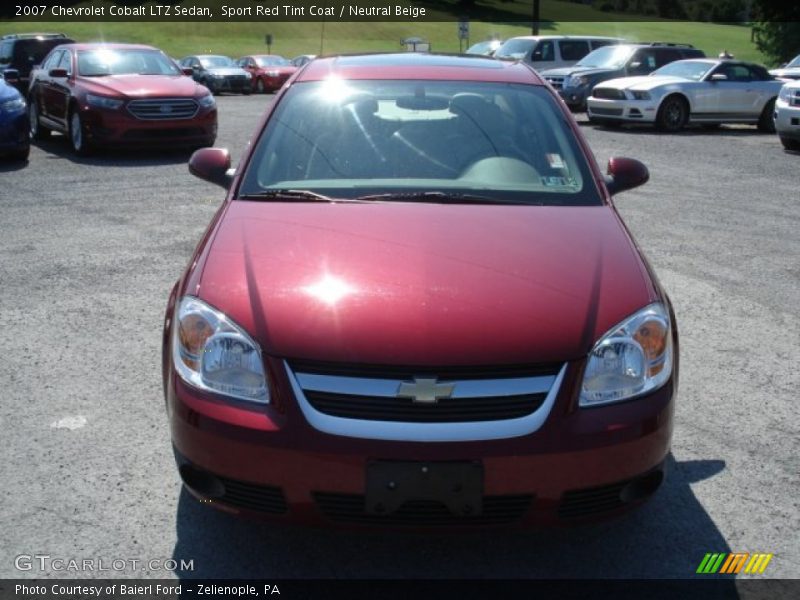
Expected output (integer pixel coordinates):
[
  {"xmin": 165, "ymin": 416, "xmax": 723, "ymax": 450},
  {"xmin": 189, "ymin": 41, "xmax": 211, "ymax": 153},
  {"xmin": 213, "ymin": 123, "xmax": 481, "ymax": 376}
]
[
  {"xmin": 197, "ymin": 202, "xmax": 656, "ymax": 366},
  {"xmin": 205, "ymin": 68, "xmax": 248, "ymax": 76},
  {"xmin": 542, "ymin": 66, "xmax": 615, "ymax": 78},
  {"xmin": 78, "ymin": 74, "xmax": 203, "ymax": 97},
  {"xmin": 770, "ymin": 67, "xmax": 800, "ymax": 80},
  {"xmin": 0, "ymin": 81, "xmax": 21, "ymax": 102},
  {"xmin": 598, "ymin": 75, "xmax": 687, "ymax": 91},
  {"xmin": 258, "ymin": 66, "xmax": 296, "ymax": 75}
]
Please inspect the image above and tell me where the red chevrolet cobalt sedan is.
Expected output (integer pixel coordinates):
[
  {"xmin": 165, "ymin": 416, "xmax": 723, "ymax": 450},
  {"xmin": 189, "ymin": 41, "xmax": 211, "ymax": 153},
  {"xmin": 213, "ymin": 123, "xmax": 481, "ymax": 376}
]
[
  {"xmin": 164, "ymin": 53, "xmax": 678, "ymax": 528},
  {"xmin": 28, "ymin": 43, "xmax": 217, "ymax": 154}
]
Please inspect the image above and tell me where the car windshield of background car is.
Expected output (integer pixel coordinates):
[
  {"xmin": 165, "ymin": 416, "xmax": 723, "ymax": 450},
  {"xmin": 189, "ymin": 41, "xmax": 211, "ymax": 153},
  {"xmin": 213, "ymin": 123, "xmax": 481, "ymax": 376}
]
[{"xmin": 77, "ymin": 49, "xmax": 181, "ymax": 76}]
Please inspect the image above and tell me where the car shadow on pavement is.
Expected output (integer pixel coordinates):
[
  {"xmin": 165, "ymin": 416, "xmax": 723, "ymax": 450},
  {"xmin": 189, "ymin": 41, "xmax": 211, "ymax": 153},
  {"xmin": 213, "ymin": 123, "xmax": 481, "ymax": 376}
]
[
  {"xmin": 170, "ymin": 454, "xmax": 737, "ymax": 585},
  {"xmin": 31, "ymin": 136, "xmax": 197, "ymax": 167},
  {"xmin": 0, "ymin": 158, "xmax": 29, "ymax": 172}
]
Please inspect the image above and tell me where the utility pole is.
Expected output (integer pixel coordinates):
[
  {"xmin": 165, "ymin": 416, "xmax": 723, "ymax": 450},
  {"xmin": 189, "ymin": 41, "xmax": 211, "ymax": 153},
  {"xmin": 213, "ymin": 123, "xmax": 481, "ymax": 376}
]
[{"xmin": 532, "ymin": 0, "xmax": 540, "ymax": 35}]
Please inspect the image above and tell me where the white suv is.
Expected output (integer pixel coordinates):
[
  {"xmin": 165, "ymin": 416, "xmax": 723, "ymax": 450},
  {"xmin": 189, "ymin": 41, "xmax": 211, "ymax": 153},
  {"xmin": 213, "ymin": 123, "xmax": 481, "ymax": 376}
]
[
  {"xmin": 775, "ymin": 80, "xmax": 800, "ymax": 151},
  {"xmin": 494, "ymin": 36, "xmax": 624, "ymax": 71}
]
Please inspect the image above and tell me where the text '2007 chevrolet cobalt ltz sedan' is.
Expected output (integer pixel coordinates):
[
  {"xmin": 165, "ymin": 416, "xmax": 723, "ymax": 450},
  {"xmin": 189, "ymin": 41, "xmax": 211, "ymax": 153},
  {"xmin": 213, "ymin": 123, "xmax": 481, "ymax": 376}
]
[{"xmin": 163, "ymin": 53, "xmax": 678, "ymax": 529}]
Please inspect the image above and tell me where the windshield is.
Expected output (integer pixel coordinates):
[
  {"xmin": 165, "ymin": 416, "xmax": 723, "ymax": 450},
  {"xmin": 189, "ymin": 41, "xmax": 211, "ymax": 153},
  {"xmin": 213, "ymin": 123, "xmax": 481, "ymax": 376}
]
[
  {"xmin": 575, "ymin": 45, "xmax": 633, "ymax": 69},
  {"xmin": 787, "ymin": 55, "xmax": 800, "ymax": 68},
  {"xmin": 77, "ymin": 48, "xmax": 181, "ymax": 76},
  {"xmin": 651, "ymin": 60, "xmax": 715, "ymax": 81},
  {"xmin": 255, "ymin": 56, "xmax": 290, "ymax": 67},
  {"xmin": 200, "ymin": 56, "xmax": 235, "ymax": 68},
  {"xmin": 494, "ymin": 39, "xmax": 536, "ymax": 60},
  {"xmin": 238, "ymin": 79, "xmax": 601, "ymax": 206}
]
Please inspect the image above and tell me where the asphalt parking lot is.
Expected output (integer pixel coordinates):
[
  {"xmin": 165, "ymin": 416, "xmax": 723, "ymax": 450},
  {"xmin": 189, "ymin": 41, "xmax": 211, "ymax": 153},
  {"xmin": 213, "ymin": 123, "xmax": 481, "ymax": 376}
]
[{"xmin": 1, "ymin": 94, "xmax": 797, "ymax": 581}]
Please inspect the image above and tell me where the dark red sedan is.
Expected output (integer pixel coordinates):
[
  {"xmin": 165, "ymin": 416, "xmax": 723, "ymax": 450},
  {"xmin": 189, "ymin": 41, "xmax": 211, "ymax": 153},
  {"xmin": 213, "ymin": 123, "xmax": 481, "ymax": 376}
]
[
  {"xmin": 236, "ymin": 55, "xmax": 297, "ymax": 93},
  {"xmin": 164, "ymin": 53, "xmax": 678, "ymax": 528},
  {"xmin": 28, "ymin": 43, "xmax": 217, "ymax": 154}
]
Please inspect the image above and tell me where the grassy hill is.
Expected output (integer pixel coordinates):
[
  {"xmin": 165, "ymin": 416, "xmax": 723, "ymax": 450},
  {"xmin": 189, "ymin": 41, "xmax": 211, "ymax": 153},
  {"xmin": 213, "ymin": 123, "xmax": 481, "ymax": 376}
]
[{"xmin": 0, "ymin": 0, "xmax": 768, "ymax": 64}]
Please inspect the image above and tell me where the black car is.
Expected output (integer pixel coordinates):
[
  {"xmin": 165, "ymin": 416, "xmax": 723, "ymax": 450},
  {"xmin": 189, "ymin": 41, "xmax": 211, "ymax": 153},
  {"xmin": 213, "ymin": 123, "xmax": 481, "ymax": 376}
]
[
  {"xmin": 541, "ymin": 43, "xmax": 705, "ymax": 111},
  {"xmin": 0, "ymin": 33, "xmax": 74, "ymax": 93},
  {"xmin": 178, "ymin": 55, "xmax": 251, "ymax": 95}
]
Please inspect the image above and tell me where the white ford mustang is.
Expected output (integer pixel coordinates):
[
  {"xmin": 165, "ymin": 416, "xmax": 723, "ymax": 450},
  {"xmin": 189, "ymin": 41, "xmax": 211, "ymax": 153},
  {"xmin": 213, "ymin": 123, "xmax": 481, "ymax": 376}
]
[{"xmin": 586, "ymin": 58, "xmax": 784, "ymax": 132}]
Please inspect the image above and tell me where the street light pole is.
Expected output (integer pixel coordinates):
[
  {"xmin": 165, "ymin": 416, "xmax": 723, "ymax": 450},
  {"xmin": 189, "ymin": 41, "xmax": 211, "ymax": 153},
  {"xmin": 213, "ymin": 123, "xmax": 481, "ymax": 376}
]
[{"xmin": 532, "ymin": 0, "xmax": 540, "ymax": 35}]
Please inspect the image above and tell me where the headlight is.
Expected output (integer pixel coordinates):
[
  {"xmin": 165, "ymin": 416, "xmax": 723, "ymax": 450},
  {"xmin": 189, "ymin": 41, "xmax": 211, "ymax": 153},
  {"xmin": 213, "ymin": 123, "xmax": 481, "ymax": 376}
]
[
  {"xmin": 211, "ymin": 73, "xmax": 225, "ymax": 79},
  {"xmin": 579, "ymin": 303, "xmax": 672, "ymax": 407},
  {"xmin": 244, "ymin": 71, "xmax": 252, "ymax": 79},
  {"xmin": 198, "ymin": 94, "xmax": 215, "ymax": 108},
  {"xmin": 172, "ymin": 296, "xmax": 269, "ymax": 404},
  {"xmin": 778, "ymin": 85, "xmax": 793, "ymax": 102},
  {"xmin": 568, "ymin": 75, "xmax": 589, "ymax": 88},
  {"xmin": 0, "ymin": 96, "xmax": 26, "ymax": 113},
  {"xmin": 631, "ymin": 91, "xmax": 651, "ymax": 101},
  {"xmin": 86, "ymin": 94, "xmax": 123, "ymax": 110}
]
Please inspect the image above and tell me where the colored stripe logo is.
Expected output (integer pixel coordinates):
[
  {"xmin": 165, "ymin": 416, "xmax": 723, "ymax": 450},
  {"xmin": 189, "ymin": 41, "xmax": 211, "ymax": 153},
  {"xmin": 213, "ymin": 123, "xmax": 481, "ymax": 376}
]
[{"xmin": 696, "ymin": 553, "xmax": 773, "ymax": 574}]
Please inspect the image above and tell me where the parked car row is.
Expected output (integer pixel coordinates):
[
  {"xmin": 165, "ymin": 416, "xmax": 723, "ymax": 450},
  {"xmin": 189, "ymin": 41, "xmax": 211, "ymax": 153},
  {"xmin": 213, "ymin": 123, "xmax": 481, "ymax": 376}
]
[{"xmin": 0, "ymin": 31, "xmax": 323, "ymax": 158}]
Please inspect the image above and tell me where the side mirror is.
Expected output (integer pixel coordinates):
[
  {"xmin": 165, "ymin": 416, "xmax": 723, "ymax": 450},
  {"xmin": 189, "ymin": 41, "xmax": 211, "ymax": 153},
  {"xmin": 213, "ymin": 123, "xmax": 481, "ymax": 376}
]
[
  {"xmin": 605, "ymin": 157, "xmax": 649, "ymax": 195},
  {"xmin": 188, "ymin": 147, "xmax": 232, "ymax": 189},
  {"xmin": 48, "ymin": 68, "xmax": 68, "ymax": 78},
  {"xmin": 2, "ymin": 68, "xmax": 19, "ymax": 84},
  {"xmin": 182, "ymin": 67, "xmax": 193, "ymax": 76},
  {"xmin": 710, "ymin": 73, "xmax": 728, "ymax": 82}
]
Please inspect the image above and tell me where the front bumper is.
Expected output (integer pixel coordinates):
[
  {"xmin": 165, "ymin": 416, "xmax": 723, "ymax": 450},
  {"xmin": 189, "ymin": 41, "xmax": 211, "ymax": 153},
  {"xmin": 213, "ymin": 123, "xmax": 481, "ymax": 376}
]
[
  {"xmin": 167, "ymin": 357, "xmax": 676, "ymax": 529},
  {"xmin": 558, "ymin": 87, "xmax": 589, "ymax": 110},
  {"xmin": 0, "ymin": 110, "xmax": 29, "ymax": 154},
  {"xmin": 587, "ymin": 97, "xmax": 659, "ymax": 123},
  {"xmin": 79, "ymin": 105, "xmax": 217, "ymax": 148},
  {"xmin": 774, "ymin": 98, "xmax": 800, "ymax": 139}
]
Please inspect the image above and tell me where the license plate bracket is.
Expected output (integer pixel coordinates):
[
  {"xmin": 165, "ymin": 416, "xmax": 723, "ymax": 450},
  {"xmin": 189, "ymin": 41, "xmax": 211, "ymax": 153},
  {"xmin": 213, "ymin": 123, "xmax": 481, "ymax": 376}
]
[{"xmin": 366, "ymin": 461, "xmax": 483, "ymax": 516}]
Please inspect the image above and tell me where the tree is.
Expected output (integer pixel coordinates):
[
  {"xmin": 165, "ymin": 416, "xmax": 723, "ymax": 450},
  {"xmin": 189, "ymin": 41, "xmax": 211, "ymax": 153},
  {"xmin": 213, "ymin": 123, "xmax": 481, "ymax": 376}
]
[{"xmin": 751, "ymin": 0, "xmax": 800, "ymax": 65}]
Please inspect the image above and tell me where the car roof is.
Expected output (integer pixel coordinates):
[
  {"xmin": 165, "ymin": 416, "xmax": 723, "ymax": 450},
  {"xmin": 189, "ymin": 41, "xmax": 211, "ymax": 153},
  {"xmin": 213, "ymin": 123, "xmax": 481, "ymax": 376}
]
[
  {"xmin": 56, "ymin": 43, "xmax": 158, "ymax": 52},
  {"xmin": 504, "ymin": 35, "xmax": 622, "ymax": 41},
  {"xmin": 297, "ymin": 53, "xmax": 544, "ymax": 85}
]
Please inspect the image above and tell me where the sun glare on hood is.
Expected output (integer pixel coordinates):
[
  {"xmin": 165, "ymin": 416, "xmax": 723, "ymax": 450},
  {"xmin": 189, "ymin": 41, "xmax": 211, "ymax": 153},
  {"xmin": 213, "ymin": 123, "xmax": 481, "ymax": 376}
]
[{"xmin": 302, "ymin": 274, "xmax": 356, "ymax": 306}]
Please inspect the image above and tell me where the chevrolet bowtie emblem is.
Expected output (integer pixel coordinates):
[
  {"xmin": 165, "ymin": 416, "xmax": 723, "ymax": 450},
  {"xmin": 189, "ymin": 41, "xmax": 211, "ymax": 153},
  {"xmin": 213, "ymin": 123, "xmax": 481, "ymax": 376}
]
[{"xmin": 397, "ymin": 377, "xmax": 455, "ymax": 404}]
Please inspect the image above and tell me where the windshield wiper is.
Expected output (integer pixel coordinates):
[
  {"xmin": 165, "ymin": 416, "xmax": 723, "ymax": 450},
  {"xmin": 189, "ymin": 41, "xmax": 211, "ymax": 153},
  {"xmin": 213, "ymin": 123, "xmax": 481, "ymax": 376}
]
[
  {"xmin": 238, "ymin": 189, "xmax": 363, "ymax": 203},
  {"xmin": 353, "ymin": 191, "xmax": 514, "ymax": 204}
]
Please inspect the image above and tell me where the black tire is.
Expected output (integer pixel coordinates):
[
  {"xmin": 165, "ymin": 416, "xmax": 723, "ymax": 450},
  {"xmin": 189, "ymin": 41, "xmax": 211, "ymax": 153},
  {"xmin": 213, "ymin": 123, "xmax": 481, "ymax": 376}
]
[
  {"xmin": 757, "ymin": 98, "xmax": 776, "ymax": 133},
  {"xmin": 69, "ymin": 108, "xmax": 92, "ymax": 156},
  {"xmin": 256, "ymin": 78, "xmax": 265, "ymax": 94},
  {"xmin": 780, "ymin": 136, "xmax": 800, "ymax": 151},
  {"xmin": 656, "ymin": 95, "xmax": 689, "ymax": 132},
  {"xmin": 29, "ymin": 99, "xmax": 51, "ymax": 140},
  {"xmin": 11, "ymin": 145, "xmax": 30, "ymax": 161}
]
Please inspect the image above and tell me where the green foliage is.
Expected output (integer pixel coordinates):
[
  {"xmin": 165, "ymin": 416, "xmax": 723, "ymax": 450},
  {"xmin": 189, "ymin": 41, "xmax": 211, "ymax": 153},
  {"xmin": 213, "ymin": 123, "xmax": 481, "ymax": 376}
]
[{"xmin": 752, "ymin": 22, "xmax": 800, "ymax": 65}]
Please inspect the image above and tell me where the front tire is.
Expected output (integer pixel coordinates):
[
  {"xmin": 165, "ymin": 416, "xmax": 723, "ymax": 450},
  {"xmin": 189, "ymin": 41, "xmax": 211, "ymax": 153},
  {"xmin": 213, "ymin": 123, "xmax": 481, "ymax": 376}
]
[
  {"xmin": 256, "ymin": 78, "xmax": 265, "ymax": 94},
  {"xmin": 29, "ymin": 100, "xmax": 51, "ymax": 140},
  {"xmin": 69, "ymin": 109, "xmax": 91, "ymax": 156},
  {"xmin": 757, "ymin": 98, "xmax": 776, "ymax": 133},
  {"xmin": 11, "ymin": 145, "xmax": 30, "ymax": 161},
  {"xmin": 656, "ymin": 95, "xmax": 689, "ymax": 132},
  {"xmin": 780, "ymin": 136, "xmax": 800, "ymax": 151}
]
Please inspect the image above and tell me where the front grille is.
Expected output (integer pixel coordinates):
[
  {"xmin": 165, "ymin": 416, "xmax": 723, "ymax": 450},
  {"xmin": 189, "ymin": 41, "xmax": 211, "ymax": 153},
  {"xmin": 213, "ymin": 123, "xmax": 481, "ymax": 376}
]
[
  {"xmin": 545, "ymin": 76, "xmax": 564, "ymax": 89},
  {"xmin": 558, "ymin": 480, "xmax": 628, "ymax": 519},
  {"xmin": 314, "ymin": 492, "xmax": 532, "ymax": 526},
  {"xmin": 592, "ymin": 88, "xmax": 626, "ymax": 100},
  {"xmin": 304, "ymin": 390, "xmax": 547, "ymax": 422},
  {"xmin": 590, "ymin": 107, "xmax": 624, "ymax": 116},
  {"xmin": 289, "ymin": 361, "xmax": 560, "ymax": 424},
  {"xmin": 216, "ymin": 476, "xmax": 288, "ymax": 514},
  {"xmin": 127, "ymin": 98, "xmax": 199, "ymax": 120}
]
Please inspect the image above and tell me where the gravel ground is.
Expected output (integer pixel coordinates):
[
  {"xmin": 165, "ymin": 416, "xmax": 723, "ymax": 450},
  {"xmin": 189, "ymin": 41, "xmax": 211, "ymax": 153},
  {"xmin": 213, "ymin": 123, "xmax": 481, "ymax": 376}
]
[{"xmin": 0, "ymin": 95, "xmax": 797, "ymax": 582}]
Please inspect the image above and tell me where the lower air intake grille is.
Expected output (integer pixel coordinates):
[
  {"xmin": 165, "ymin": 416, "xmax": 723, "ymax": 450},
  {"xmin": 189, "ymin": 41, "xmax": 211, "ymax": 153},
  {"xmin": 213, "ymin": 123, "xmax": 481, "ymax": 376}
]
[
  {"xmin": 558, "ymin": 481, "xmax": 628, "ymax": 519},
  {"xmin": 313, "ymin": 492, "xmax": 533, "ymax": 526},
  {"xmin": 217, "ymin": 476, "xmax": 288, "ymax": 514}
]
